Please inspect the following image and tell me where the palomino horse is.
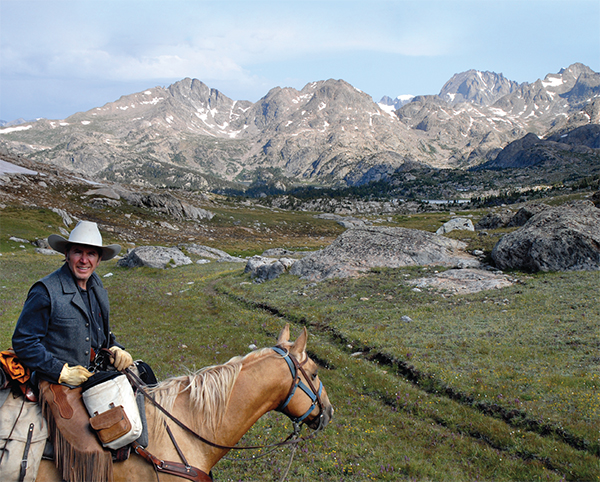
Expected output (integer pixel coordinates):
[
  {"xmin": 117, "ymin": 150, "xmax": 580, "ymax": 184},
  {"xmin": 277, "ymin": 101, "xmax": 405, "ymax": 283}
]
[{"xmin": 36, "ymin": 324, "xmax": 333, "ymax": 481}]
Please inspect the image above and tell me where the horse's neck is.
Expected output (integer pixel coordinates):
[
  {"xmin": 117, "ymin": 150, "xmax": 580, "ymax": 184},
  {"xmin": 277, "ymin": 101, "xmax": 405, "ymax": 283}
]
[
  {"xmin": 142, "ymin": 354, "xmax": 289, "ymax": 474},
  {"xmin": 216, "ymin": 354, "xmax": 289, "ymax": 446}
]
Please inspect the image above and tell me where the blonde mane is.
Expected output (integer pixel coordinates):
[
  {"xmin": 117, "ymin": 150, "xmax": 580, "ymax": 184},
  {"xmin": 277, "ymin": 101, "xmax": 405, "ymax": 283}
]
[{"xmin": 146, "ymin": 347, "xmax": 273, "ymax": 439}]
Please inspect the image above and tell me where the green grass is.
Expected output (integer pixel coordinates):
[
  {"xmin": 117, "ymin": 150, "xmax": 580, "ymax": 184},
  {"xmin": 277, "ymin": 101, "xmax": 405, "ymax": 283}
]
[{"xmin": 1, "ymin": 205, "xmax": 599, "ymax": 480}]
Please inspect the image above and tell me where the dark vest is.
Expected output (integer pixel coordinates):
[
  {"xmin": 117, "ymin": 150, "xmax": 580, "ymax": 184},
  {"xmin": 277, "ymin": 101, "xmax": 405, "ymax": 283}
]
[{"xmin": 38, "ymin": 263, "xmax": 114, "ymax": 369}]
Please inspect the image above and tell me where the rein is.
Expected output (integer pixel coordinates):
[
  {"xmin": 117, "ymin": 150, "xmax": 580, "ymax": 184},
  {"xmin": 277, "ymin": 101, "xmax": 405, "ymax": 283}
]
[{"xmin": 125, "ymin": 346, "xmax": 325, "ymax": 452}]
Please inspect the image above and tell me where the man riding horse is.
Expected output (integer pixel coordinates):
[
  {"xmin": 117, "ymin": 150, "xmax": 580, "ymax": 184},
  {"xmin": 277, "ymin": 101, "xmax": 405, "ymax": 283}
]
[{"xmin": 11, "ymin": 221, "xmax": 134, "ymax": 482}]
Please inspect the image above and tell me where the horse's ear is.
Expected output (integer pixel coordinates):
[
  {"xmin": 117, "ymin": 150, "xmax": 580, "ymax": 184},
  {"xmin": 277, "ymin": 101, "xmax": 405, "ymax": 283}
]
[
  {"xmin": 290, "ymin": 327, "xmax": 308, "ymax": 357},
  {"xmin": 277, "ymin": 324, "xmax": 290, "ymax": 345}
]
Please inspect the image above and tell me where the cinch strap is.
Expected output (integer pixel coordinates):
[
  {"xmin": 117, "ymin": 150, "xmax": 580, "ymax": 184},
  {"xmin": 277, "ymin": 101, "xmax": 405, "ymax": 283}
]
[{"xmin": 18, "ymin": 423, "xmax": 34, "ymax": 482}]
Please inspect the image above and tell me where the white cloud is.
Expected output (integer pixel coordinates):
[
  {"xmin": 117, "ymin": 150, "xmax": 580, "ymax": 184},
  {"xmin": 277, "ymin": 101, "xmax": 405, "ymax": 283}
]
[{"xmin": 1, "ymin": 1, "xmax": 459, "ymax": 84}]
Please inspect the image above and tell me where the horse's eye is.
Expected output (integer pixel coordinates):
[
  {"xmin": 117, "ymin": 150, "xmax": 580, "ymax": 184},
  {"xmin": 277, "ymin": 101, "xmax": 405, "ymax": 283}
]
[{"xmin": 311, "ymin": 371, "xmax": 318, "ymax": 381}]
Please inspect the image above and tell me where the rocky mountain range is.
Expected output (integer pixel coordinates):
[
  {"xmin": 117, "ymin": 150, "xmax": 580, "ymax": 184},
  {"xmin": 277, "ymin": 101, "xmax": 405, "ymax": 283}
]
[{"xmin": 0, "ymin": 63, "xmax": 598, "ymax": 191}]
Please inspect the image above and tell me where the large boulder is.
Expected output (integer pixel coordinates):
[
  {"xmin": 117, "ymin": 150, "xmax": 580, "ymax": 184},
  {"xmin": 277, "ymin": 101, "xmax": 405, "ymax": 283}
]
[
  {"xmin": 436, "ymin": 217, "xmax": 474, "ymax": 235},
  {"xmin": 507, "ymin": 202, "xmax": 549, "ymax": 227},
  {"xmin": 117, "ymin": 246, "xmax": 192, "ymax": 269},
  {"xmin": 475, "ymin": 209, "xmax": 514, "ymax": 230},
  {"xmin": 491, "ymin": 200, "xmax": 600, "ymax": 272},
  {"xmin": 289, "ymin": 226, "xmax": 479, "ymax": 281},
  {"xmin": 245, "ymin": 256, "xmax": 296, "ymax": 282}
]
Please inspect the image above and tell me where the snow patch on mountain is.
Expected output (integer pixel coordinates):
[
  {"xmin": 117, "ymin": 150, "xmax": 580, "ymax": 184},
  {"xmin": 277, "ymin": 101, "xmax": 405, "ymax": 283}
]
[{"xmin": 0, "ymin": 125, "xmax": 33, "ymax": 134}]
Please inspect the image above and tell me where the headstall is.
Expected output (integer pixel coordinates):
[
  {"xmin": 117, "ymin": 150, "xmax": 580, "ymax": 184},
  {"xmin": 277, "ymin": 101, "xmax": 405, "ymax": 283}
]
[{"xmin": 272, "ymin": 345, "xmax": 325, "ymax": 427}]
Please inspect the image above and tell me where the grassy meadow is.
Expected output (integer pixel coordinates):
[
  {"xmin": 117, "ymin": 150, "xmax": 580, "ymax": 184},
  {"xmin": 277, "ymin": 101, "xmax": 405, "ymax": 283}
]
[{"xmin": 1, "ymin": 204, "xmax": 599, "ymax": 481}]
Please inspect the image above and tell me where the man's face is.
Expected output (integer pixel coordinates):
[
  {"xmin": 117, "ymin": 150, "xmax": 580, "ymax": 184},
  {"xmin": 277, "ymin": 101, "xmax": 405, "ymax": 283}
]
[{"xmin": 66, "ymin": 244, "xmax": 101, "ymax": 288}]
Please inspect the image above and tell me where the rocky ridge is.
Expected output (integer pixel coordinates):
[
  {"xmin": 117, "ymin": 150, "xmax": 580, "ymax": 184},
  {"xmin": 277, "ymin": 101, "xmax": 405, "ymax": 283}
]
[{"xmin": 0, "ymin": 64, "xmax": 598, "ymax": 189}]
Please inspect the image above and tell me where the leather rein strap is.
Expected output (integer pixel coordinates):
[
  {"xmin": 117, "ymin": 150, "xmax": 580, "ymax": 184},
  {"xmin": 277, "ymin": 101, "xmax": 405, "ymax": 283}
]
[{"xmin": 132, "ymin": 441, "xmax": 212, "ymax": 482}]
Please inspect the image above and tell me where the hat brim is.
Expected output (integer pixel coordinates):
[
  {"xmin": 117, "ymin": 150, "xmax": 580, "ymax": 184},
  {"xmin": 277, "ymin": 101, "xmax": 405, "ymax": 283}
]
[{"xmin": 47, "ymin": 234, "xmax": 121, "ymax": 261}]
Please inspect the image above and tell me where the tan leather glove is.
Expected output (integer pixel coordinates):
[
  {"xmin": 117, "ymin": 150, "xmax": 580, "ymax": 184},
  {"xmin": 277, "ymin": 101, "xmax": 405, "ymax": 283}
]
[
  {"xmin": 108, "ymin": 346, "xmax": 133, "ymax": 371},
  {"xmin": 58, "ymin": 363, "xmax": 93, "ymax": 386}
]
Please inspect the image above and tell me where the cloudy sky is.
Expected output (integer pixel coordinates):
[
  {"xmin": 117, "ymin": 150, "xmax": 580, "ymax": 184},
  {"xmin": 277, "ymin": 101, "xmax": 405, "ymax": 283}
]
[{"xmin": 1, "ymin": 0, "xmax": 598, "ymax": 122}]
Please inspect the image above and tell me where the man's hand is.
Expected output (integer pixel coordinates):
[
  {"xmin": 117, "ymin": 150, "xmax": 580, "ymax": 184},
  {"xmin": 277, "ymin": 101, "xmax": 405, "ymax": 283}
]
[
  {"xmin": 59, "ymin": 364, "xmax": 93, "ymax": 386},
  {"xmin": 108, "ymin": 346, "xmax": 133, "ymax": 371}
]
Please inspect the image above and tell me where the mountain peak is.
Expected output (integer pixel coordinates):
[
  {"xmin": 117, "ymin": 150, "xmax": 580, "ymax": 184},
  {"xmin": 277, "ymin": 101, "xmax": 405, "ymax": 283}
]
[
  {"xmin": 378, "ymin": 95, "xmax": 415, "ymax": 111},
  {"xmin": 439, "ymin": 69, "xmax": 520, "ymax": 106}
]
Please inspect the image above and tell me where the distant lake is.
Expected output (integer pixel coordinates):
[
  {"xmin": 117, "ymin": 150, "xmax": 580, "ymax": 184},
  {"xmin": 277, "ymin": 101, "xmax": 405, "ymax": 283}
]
[{"xmin": 424, "ymin": 199, "xmax": 470, "ymax": 205}]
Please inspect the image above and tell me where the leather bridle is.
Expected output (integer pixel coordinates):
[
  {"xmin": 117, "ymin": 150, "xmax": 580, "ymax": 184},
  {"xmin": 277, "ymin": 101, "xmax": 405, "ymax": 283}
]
[{"xmin": 272, "ymin": 345, "xmax": 325, "ymax": 428}]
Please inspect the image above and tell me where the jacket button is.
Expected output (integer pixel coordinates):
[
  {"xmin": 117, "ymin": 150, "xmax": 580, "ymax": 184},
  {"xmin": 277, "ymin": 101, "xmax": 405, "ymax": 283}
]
[
  {"xmin": 85, "ymin": 337, "xmax": 90, "ymax": 342},
  {"xmin": 85, "ymin": 351, "xmax": 89, "ymax": 355},
  {"xmin": 86, "ymin": 323, "xmax": 89, "ymax": 327}
]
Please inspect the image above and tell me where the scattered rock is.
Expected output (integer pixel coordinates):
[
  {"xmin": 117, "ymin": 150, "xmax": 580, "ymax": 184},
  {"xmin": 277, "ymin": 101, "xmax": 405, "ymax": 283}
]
[
  {"xmin": 9, "ymin": 236, "xmax": 29, "ymax": 244},
  {"xmin": 33, "ymin": 238, "xmax": 51, "ymax": 249},
  {"xmin": 245, "ymin": 256, "xmax": 296, "ymax": 282},
  {"xmin": 507, "ymin": 202, "xmax": 549, "ymax": 227},
  {"xmin": 315, "ymin": 213, "xmax": 369, "ymax": 228},
  {"xmin": 436, "ymin": 217, "xmax": 475, "ymax": 235},
  {"xmin": 90, "ymin": 198, "xmax": 120, "ymax": 207},
  {"xmin": 261, "ymin": 248, "xmax": 310, "ymax": 258},
  {"xmin": 50, "ymin": 208, "xmax": 75, "ymax": 226},
  {"xmin": 35, "ymin": 248, "xmax": 62, "ymax": 256},
  {"xmin": 183, "ymin": 244, "xmax": 245, "ymax": 263},
  {"xmin": 290, "ymin": 226, "xmax": 480, "ymax": 281},
  {"xmin": 84, "ymin": 187, "xmax": 121, "ymax": 200},
  {"xmin": 117, "ymin": 246, "xmax": 193, "ymax": 269},
  {"xmin": 591, "ymin": 190, "xmax": 600, "ymax": 208},
  {"xmin": 492, "ymin": 200, "xmax": 600, "ymax": 272},
  {"xmin": 407, "ymin": 268, "xmax": 514, "ymax": 294},
  {"xmin": 475, "ymin": 209, "xmax": 514, "ymax": 230},
  {"xmin": 121, "ymin": 192, "xmax": 214, "ymax": 221},
  {"xmin": 159, "ymin": 221, "xmax": 180, "ymax": 231}
]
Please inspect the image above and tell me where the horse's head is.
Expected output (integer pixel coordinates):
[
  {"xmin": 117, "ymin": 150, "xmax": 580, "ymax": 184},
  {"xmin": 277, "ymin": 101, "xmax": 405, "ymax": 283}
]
[{"xmin": 273, "ymin": 324, "xmax": 333, "ymax": 431}]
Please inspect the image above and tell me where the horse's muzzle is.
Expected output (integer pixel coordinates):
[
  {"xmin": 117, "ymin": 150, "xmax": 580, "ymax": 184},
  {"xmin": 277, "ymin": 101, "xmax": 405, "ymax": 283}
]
[{"xmin": 307, "ymin": 404, "xmax": 333, "ymax": 430}]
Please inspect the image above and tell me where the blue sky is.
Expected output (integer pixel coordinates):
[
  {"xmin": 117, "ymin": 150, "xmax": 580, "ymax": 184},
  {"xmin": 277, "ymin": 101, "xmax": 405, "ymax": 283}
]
[{"xmin": 1, "ymin": 0, "xmax": 598, "ymax": 122}]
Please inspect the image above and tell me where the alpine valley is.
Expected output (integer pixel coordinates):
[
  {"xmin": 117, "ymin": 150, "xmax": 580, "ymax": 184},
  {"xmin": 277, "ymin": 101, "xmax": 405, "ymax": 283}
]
[{"xmin": 1, "ymin": 62, "xmax": 599, "ymax": 196}]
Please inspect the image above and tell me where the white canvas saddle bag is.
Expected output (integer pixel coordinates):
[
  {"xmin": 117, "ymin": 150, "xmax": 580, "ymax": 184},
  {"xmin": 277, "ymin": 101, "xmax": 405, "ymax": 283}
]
[{"xmin": 82, "ymin": 373, "xmax": 142, "ymax": 450}]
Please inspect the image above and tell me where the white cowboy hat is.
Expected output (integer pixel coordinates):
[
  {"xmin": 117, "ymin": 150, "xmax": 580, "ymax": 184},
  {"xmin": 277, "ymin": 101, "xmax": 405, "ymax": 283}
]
[{"xmin": 48, "ymin": 221, "xmax": 121, "ymax": 261}]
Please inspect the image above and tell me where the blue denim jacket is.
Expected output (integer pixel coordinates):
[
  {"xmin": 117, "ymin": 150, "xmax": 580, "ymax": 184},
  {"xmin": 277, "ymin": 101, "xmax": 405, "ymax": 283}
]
[{"xmin": 12, "ymin": 263, "xmax": 120, "ymax": 383}]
